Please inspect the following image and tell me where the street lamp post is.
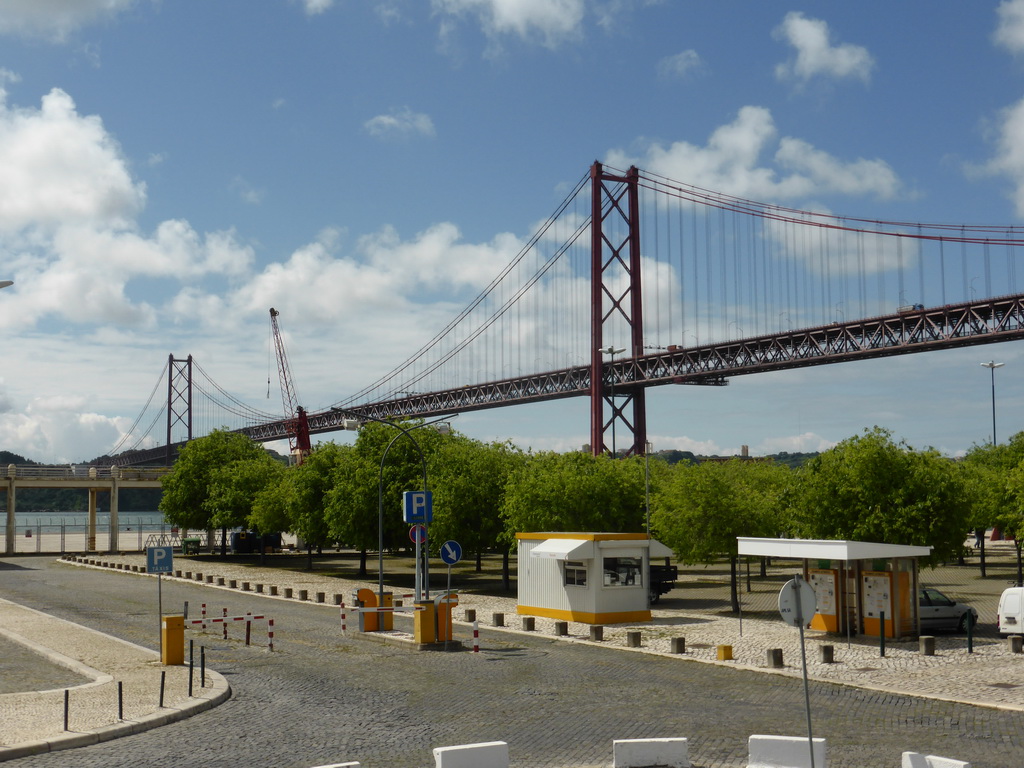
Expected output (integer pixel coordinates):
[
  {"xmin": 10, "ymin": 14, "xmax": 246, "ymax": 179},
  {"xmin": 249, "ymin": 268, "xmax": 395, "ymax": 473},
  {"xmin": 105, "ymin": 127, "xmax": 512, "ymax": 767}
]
[
  {"xmin": 601, "ymin": 346, "xmax": 625, "ymax": 456},
  {"xmin": 333, "ymin": 408, "xmax": 452, "ymax": 605},
  {"xmin": 980, "ymin": 361, "xmax": 1005, "ymax": 445},
  {"xmin": 644, "ymin": 440, "xmax": 652, "ymax": 607}
]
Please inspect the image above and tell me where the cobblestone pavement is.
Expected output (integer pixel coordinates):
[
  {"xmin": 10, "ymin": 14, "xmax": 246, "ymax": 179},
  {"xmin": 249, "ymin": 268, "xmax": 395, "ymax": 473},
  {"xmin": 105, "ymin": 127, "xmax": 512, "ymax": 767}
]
[{"xmin": 1, "ymin": 555, "xmax": 1023, "ymax": 768}]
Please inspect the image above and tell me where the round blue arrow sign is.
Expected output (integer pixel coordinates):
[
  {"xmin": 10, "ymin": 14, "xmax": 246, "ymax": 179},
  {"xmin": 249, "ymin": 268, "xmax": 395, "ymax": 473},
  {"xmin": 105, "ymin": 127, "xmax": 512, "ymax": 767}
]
[{"xmin": 440, "ymin": 540, "xmax": 463, "ymax": 565}]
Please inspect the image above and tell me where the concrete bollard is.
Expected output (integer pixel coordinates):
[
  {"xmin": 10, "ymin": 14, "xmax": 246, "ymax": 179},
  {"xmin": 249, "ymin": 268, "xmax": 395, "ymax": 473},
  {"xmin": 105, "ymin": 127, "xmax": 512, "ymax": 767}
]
[
  {"xmin": 175, "ymin": 570, "xmax": 182, "ymax": 578},
  {"xmin": 554, "ymin": 621, "xmax": 568, "ymax": 636},
  {"xmin": 717, "ymin": 644, "xmax": 733, "ymax": 661},
  {"xmin": 256, "ymin": 584, "xmax": 264, "ymax": 593},
  {"xmin": 217, "ymin": 577, "xmax": 225, "ymax": 586},
  {"xmin": 465, "ymin": 608, "xmax": 476, "ymax": 623},
  {"xmin": 194, "ymin": 572, "xmax": 202, "ymax": 581},
  {"xmin": 206, "ymin": 575, "xmax": 214, "ymax": 584},
  {"xmin": 270, "ymin": 585, "xmax": 278, "ymax": 596},
  {"xmin": 671, "ymin": 637, "xmax": 686, "ymax": 654},
  {"xmin": 184, "ymin": 571, "xmax": 192, "ymax": 579},
  {"xmin": 613, "ymin": 737, "xmax": 689, "ymax": 768},
  {"xmin": 820, "ymin": 644, "xmax": 834, "ymax": 664},
  {"xmin": 242, "ymin": 582, "xmax": 250, "ymax": 591},
  {"xmin": 589, "ymin": 625, "xmax": 604, "ymax": 642},
  {"xmin": 767, "ymin": 648, "xmax": 784, "ymax": 668},
  {"xmin": 298, "ymin": 589, "xmax": 308, "ymax": 601},
  {"xmin": 492, "ymin": 612, "xmax": 504, "ymax": 627},
  {"xmin": 919, "ymin": 636, "xmax": 936, "ymax": 656},
  {"xmin": 1010, "ymin": 635, "xmax": 1023, "ymax": 654},
  {"xmin": 521, "ymin": 616, "xmax": 535, "ymax": 631},
  {"xmin": 316, "ymin": 592, "xmax": 326, "ymax": 603},
  {"xmin": 334, "ymin": 594, "xmax": 343, "ymax": 605},
  {"xmin": 626, "ymin": 631, "xmax": 642, "ymax": 648}
]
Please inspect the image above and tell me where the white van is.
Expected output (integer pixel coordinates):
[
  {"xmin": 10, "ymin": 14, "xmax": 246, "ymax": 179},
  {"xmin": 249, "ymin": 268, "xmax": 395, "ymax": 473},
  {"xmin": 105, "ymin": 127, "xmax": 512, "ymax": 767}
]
[{"xmin": 997, "ymin": 587, "xmax": 1024, "ymax": 635}]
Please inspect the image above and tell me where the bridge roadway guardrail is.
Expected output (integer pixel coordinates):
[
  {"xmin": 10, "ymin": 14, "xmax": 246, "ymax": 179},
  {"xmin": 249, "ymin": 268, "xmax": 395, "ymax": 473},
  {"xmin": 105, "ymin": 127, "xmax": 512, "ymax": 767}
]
[{"xmin": 4, "ymin": 464, "xmax": 171, "ymax": 480}]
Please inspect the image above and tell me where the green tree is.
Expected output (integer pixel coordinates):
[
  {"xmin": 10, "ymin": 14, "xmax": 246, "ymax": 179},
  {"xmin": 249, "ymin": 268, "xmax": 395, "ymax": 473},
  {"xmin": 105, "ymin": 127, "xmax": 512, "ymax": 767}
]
[
  {"xmin": 286, "ymin": 442, "xmax": 350, "ymax": 568},
  {"xmin": 429, "ymin": 436, "xmax": 524, "ymax": 574},
  {"xmin": 324, "ymin": 421, "xmax": 451, "ymax": 577},
  {"xmin": 651, "ymin": 458, "xmax": 792, "ymax": 612},
  {"xmin": 793, "ymin": 427, "xmax": 971, "ymax": 564},
  {"xmin": 205, "ymin": 454, "xmax": 284, "ymax": 530},
  {"xmin": 159, "ymin": 429, "xmax": 266, "ymax": 532},
  {"xmin": 500, "ymin": 450, "xmax": 646, "ymax": 537}
]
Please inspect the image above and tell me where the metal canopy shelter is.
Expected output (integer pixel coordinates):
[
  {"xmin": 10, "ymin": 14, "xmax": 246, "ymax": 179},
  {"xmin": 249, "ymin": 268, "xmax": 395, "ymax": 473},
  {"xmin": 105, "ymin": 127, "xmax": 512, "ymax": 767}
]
[{"xmin": 738, "ymin": 537, "xmax": 933, "ymax": 639}]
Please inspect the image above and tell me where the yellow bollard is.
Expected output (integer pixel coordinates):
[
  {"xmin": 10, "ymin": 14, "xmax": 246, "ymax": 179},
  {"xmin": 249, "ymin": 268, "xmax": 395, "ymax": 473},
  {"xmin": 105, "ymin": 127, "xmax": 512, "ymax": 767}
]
[
  {"xmin": 161, "ymin": 615, "xmax": 185, "ymax": 665},
  {"xmin": 435, "ymin": 593, "xmax": 459, "ymax": 642},
  {"xmin": 413, "ymin": 600, "xmax": 436, "ymax": 644},
  {"xmin": 716, "ymin": 644, "xmax": 733, "ymax": 661},
  {"xmin": 381, "ymin": 592, "xmax": 394, "ymax": 631}
]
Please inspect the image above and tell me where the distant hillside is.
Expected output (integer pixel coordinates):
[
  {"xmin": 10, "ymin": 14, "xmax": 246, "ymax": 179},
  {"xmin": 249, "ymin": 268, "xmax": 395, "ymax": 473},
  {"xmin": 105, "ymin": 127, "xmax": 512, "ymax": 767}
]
[{"xmin": 655, "ymin": 449, "xmax": 818, "ymax": 468}]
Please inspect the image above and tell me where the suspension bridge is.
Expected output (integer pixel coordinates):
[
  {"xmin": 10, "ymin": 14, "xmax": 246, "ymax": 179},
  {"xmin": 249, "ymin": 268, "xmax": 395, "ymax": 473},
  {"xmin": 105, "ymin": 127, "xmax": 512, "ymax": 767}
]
[{"xmin": 109, "ymin": 162, "xmax": 1024, "ymax": 465}]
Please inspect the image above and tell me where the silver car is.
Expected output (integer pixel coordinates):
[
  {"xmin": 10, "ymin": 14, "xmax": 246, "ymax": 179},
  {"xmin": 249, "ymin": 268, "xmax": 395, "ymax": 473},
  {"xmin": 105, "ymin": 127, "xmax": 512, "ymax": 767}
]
[{"xmin": 919, "ymin": 587, "xmax": 978, "ymax": 633}]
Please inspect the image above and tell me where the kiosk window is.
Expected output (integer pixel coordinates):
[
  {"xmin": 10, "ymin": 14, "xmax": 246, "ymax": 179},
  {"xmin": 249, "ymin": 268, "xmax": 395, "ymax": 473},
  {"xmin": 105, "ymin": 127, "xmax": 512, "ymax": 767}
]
[
  {"xmin": 603, "ymin": 557, "xmax": 643, "ymax": 586},
  {"xmin": 565, "ymin": 560, "xmax": 587, "ymax": 587}
]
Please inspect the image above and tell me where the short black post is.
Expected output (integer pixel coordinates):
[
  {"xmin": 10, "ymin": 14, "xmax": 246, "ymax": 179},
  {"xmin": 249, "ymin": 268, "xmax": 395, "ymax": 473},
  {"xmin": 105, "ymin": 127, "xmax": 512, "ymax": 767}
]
[
  {"xmin": 201, "ymin": 646, "xmax": 206, "ymax": 688},
  {"xmin": 63, "ymin": 689, "xmax": 69, "ymax": 731},
  {"xmin": 159, "ymin": 670, "xmax": 166, "ymax": 707},
  {"xmin": 879, "ymin": 611, "xmax": 886, "ymax": 658},
  {"xmin": 246, "ymin": 619, "xmax": 252, "ymax": 646},
  {"xmin": 183, "ymin": 600, "xmax": 189, "ymax": 619},
  {"xmin": 967, "ymin": 610, "xmax": 975, "ymax": 654},
  {"xmin": 188, "ymin": 639, "xmax": 195, "ymax": 697},
  {"xmin": 118, "ymin": 681, "xmax": 124, "ymax": 720}
]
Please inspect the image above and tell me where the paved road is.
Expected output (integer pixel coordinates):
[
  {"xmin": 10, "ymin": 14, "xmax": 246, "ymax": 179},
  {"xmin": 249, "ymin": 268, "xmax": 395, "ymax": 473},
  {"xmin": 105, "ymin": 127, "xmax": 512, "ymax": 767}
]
[{"xmin": 2, "ymin": 556, "xmax": 1022, "ymax": 768}]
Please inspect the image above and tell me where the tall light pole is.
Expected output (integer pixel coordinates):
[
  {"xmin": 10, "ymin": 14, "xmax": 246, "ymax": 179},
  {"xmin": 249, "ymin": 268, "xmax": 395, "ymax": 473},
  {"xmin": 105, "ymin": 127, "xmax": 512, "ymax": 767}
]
[
  {"xmin": 333, "ymin": 408, "xmax": 452, "ymax": 605},
  {"xmin": 980, "ymin": 361, "xmax": 1005, "ymax": 445},
  {"xmin": 601, "ymin": 346, "xmax": 625, "ymax": 456}
]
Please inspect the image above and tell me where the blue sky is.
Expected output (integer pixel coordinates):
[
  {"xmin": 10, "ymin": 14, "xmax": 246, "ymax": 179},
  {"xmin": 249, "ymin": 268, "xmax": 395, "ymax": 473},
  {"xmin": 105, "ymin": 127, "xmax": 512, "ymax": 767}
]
[{"xmin": 3, "ymin": 1, "xmax": 1024, "ymax": 462}]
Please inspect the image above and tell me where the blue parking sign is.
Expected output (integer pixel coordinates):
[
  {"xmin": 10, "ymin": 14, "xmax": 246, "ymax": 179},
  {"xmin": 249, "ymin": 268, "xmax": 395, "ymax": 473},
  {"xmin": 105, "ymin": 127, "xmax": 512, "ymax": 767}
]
[
  {"xmin": 403, "ymin": 490, "xmax": 433, "ymax": 523},
  {"xmin": 147, "ymin": 546, "xmax": 174, "ymax": 574}
]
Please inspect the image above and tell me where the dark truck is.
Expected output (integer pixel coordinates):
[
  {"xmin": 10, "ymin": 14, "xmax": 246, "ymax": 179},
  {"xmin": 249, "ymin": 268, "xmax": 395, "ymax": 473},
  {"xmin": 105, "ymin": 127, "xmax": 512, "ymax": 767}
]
[{"xmin": 649, "ymin": 560, "xmax": 678, "ymax": 604}]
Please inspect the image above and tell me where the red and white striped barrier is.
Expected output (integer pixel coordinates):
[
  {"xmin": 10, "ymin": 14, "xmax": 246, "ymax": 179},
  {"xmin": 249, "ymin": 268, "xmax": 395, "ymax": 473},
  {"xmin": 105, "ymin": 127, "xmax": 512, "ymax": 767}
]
[
  {"xmin": 340, "ymin": 600, "xmax": 346, "ymax": 633},
  {"xmin": 186, "ymin": 612, "xmax": 273, "ymax": 648},
  {"xmin": 186, "ymin": 613, "xmax": 267, "ymax": 626},
  {"xmin": 473, "ymin": 620, "xmax": 479, "ymax": 653}
]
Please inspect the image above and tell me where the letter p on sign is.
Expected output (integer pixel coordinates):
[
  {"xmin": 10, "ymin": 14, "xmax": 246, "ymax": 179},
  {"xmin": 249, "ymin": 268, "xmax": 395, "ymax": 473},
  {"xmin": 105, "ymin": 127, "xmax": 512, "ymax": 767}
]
[{"xmin": 403, "ymin": 490, "xmax": 433, "ymax": 524}]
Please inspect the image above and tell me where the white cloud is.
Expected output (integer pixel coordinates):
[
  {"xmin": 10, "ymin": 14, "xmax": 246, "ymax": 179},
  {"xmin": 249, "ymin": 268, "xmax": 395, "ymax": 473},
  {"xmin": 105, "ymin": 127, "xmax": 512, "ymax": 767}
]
[
  {"xmin": 995, "ymin": 0, "xmax": 1024, "ymax": 54},
  {"xmin": 607, "ymin": 105, "xmax": 900, "ymax": 202},
  {"xmin": 657, "ymin": 50, "xmax": 704, "ymax": 80},
  {"xmin": 0, "ymin": 86, "xmax": 144, "ymax": 236},
  {"xmin": 773, "ymin": 12, "xmax": 874, "ymax": 84},
  {"xmin": 299, "ymin": 0, "xmax": 334, "ymax": 15},
  {"xmin": 230, "ymin": 176, "xmax": 266, "ymax": 205},
  {"xmin": 364, "ymin": 107, "xmax": 436, "ymax": 139},
  {"xmin": 983, "ymin": 96, "xmax": 1024, "ymax": 216},
  {"xmin": 432, "ymin": 0, "xmax": 584, "ymax": 49},
  {"xmin": 0, "ymin": 0, "xmax": 136, "ymax": 42}
]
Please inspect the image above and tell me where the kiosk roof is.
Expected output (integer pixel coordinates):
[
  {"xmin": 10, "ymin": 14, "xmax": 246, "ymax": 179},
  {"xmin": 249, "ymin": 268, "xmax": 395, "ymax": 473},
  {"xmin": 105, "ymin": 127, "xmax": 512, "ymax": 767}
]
[{"xmin": 737, "ymin": 537, "xmax": 932, "ymax": 561}]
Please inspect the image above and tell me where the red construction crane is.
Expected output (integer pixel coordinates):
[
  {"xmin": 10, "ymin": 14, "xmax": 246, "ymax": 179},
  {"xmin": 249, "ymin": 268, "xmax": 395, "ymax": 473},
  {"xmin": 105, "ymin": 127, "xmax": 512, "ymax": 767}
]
[{"xmin": 269, "ymin": 307, "xmax": 311, "ymax": 464}]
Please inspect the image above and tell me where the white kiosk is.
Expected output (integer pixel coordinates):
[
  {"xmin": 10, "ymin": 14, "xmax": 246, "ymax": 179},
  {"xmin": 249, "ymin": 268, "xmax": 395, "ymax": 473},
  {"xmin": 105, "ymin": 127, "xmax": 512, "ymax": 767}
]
[{"xmin": 517, "ymin": 532, "xmax": 673, "ymax": 624}]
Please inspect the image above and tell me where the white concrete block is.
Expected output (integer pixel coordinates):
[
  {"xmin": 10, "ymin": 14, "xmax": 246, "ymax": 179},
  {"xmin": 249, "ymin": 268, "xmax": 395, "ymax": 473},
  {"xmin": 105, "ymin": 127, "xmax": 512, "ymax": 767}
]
[
  {"xmin": 902, "ymin": 752, "xmax": 972, "ymax": 768},
  {"xmin": 433, "ymin": 741, "xmax": 509, "ymax": 768},
  {"xmin": 614, "ymin": 737, "xmax": 690, "ymax": 767},
  {"xmin": 748, "ymin": 735, "xmax": 827, "ymax": 768}
]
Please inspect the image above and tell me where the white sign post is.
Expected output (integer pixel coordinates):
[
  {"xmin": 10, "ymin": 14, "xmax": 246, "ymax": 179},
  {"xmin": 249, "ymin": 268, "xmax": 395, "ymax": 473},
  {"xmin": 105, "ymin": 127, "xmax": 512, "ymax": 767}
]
[{"xmin": 778, "ymin": 574, "xmax": 818, "ymax": 768}]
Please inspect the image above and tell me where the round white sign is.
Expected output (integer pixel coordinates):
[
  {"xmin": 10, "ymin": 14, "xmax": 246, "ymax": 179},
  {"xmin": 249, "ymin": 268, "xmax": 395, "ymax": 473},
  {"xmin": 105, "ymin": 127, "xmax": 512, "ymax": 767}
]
[{"xmin": 778, "ymin": 576, "xmax": 818, "ymax": 628}]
